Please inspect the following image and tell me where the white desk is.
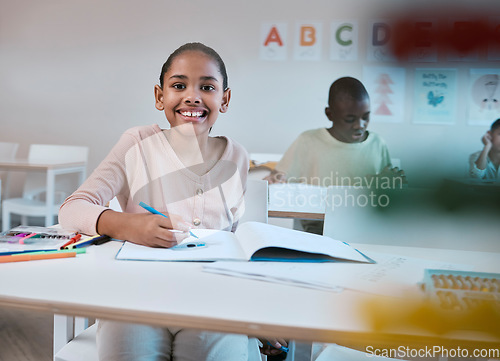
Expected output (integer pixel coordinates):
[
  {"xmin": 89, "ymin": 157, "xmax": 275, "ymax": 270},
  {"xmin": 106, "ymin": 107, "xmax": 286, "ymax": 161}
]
[
  {"xmin": 0, "ymin": 241, "xmax": 498, "ymax": 353},
  {"xmin": 0, "ymin": 159, "xmax": 86, "ymax": 226}
]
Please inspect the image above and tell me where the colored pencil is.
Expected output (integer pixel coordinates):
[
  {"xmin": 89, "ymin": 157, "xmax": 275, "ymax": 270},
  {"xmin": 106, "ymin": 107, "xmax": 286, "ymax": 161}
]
[
  {"xmin": 0, "ymin": 251, "xmax": 77, "ymax": 263},
  {"xmin": 65, "ymin": 235, "xmax": 109, "ymax": 249},
  {"xmin": 59, "ymin": 233, "xmax": 82, "ymax": 249}
]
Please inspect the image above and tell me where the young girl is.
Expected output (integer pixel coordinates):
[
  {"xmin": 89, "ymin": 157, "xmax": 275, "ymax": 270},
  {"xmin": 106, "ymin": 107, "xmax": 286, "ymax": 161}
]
[{"xmin": 59, "ymin": 43, "xmax": 261, "ymax": 361}]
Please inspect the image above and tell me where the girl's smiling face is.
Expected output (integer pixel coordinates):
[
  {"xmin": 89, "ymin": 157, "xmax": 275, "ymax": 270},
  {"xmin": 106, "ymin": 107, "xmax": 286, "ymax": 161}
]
[{"xmin": 154, "ymin": 50, "xmax": 230, "ymax": 136}]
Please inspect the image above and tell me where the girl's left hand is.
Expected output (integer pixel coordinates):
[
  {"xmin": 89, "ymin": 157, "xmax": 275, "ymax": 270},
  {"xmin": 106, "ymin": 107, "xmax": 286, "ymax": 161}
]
[{"xmin": 96, "ymin": 210, "xmax": 191, "ymax": 248}]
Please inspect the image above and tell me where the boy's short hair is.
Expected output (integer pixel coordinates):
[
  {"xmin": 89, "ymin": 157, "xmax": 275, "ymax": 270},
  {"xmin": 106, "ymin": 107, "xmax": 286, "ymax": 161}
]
[
  {"xmin": 491, "ymin": 118, "xmax": 500, "ymax": 131},
  {"xmin": 328, "ymin": 77, "xmax": 369, "ymax": 106}
]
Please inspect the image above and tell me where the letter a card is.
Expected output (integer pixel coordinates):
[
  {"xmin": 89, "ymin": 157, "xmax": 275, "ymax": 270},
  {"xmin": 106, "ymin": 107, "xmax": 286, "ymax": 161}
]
[{"xmin": 260, "ymin": 23, "xmax": 287, "ymax": 61}]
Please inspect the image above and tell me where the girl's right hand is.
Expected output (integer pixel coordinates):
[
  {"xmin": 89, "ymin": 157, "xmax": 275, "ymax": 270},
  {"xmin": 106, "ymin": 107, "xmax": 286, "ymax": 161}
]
[
  {"xmin": 129, "ymin": 213, "xmax": 191, "ymax": 248},
  {"xmin": 97, "ymin": 211, "xmax": 191, "ymax": 248}
]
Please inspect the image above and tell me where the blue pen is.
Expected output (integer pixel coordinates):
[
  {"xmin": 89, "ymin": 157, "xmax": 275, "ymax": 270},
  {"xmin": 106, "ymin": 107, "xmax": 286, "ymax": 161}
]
[
  {"xmin": 267, "ymin": 341, "xmax": 289, "ymax": 353},
  {"xmin": 139, "ymin": 202, "xmax": 199, "ymax": 239}
]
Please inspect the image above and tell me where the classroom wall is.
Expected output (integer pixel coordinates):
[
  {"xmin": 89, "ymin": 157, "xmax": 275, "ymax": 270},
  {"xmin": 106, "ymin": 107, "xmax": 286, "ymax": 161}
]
[{"xmin": 1, "ymin": 0, "xmax": 499, "ymax": 196}]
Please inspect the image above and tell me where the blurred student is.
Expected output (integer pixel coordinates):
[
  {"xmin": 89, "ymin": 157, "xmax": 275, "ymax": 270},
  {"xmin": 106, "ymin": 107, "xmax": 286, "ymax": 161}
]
[
  {"xmin": 265, "ymin": 76, "xmax": 405, "ymax": 235},
  {"xmin": 469, "ymin": 118, "xmax": 500, "ymax": 180}
]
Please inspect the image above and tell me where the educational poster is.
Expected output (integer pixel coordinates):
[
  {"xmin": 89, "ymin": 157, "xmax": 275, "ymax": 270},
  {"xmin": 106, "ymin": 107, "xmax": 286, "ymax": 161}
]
[
  {"xmin": 330, "ymin": 20, "xmax": 358, "ymax": 61},
  {"xmin": 468, "ymin": 69, "xmax": 500, "ymax": 126},
  {"xmin": 487, "ymin": 17, "xmax": 500, "ymax": 61},
  {"xmin": 363, "ymin": 66, "xmax": 406, "ymax": 123},
  {"xmin": 407, "ymin": 19, "xmax": 438, "ymax": 63},
  {"xmin": 294, "ymin": 22, "xmax": 322, "ymax": 61},
  {"xmin": 260, "ymin": 23, "xmax": 287, "ymax": 61},
  {"xmin": 446, "ymin": 18, "xmax": 479, "ymax": 62},
  {"xmin": 367, "ymin": 19, "xmax": 397, "ymax": 62},
  {"xmin": 413, "ymin": 69, "xmax": 457, "ymax": 125}
]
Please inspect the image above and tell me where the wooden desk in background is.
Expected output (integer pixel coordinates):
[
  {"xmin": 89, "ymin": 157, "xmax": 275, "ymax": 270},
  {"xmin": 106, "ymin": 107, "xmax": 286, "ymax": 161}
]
[
  {"xmin": 0, "ymin": 159, "xmax": 87, "ymax": 227},
  {"xmin": 267, "ymin": 210, "xmax": 324, "ymax": 220},
  {"xmin": 268, "ymin": 183, "xmax": 326, "ymax": 220}
]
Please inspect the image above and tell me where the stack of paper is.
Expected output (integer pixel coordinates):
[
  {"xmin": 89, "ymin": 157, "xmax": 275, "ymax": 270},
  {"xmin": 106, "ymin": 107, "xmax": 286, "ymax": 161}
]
[{"xmin": 203, "ymin": 252, "xmax": 472, "ymax": 297}]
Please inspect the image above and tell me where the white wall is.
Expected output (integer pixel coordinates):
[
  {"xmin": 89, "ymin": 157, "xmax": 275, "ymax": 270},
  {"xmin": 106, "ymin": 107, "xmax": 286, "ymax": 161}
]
[{"xmin": 1, "ymin": 0, "xmax": 499, "ymax": 195}]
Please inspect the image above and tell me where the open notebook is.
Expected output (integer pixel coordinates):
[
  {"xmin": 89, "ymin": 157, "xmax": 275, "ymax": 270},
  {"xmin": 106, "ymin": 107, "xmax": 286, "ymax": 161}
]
[{"xmin": 115, "ymin": 221, "xmax": 372, "ymax": 263}]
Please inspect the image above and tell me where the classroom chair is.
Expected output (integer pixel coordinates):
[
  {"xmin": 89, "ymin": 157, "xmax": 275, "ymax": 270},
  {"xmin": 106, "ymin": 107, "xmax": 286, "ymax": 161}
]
[
  {"xmin": 53, "ymin": 180, "xmax": 278, "ymax": 361},
  {"xmin": 247, "ymin": 153, "xmax": 297, "ymax": 230},
  {"xmin": 2, "ymin": 144, "xmax": 88, "ymax": 232},
  {"xmin": 239, "ymin": 179, "xmax": 269, "ymax": 224},
  {"xmin": 0, "ymin": 141, "xmax": 19, "ymax": 158},
  {"xmin": 0, "ymin": 141, "xmax": 19, "ymax": 202}
]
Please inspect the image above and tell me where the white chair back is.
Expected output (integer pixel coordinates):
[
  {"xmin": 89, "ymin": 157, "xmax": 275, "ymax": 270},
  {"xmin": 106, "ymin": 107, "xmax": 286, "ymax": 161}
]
[
  {"xmin": 239, "ymin": 179, "xmax": 268, "ymax": 224},
  {"xmin": 24, "ymin": 144, "xmax": 88, "ymax": 202},
  {"xmin": 0, "ymin": 141, "xmax": 19, "ymax": 160},
  {"xmin": 28, "ymin": 144, "xmax": 88, "ymax": 164},
  {"xmin": 2, "ymin": 144, "xmax": 88, "ymax": 231}
]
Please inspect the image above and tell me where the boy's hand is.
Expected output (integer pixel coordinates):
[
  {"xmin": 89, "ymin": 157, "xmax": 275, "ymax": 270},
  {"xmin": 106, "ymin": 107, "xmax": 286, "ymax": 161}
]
[
  {"xmin": 97, "ymin": 211, "xmax": 190, "ymax": 248},
  {"xmin": 258, "ymin": 338, "xmax": 288, "ymax": 356},
  {"xmin": 379, "ymin": 165, "xmax": 405, "ymax": 177},
  {"xmin": 366, "ymin": 165, "xmax": 407, "ymax": 187},
  {"xmin": 264, "ymin": 170, "xmax": 287, "ymax": 184},
  {"xmin": 481, "ymin": 132, "xmax": 493, "ymax": 149},
  {"xmin": 380, "ymin": 165, "xmax": 408, "ymax": 185},
  {"xmin": 475, "ymin": 132, "xmax": 494, "ymax": 171}
]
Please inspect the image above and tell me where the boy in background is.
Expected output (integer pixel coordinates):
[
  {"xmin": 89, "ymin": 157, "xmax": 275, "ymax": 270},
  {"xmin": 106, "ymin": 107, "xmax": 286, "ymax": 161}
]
[
  {"xmin": 469, "ymin": 118, "xmax": 500, "ymax": 180},
  {"xmin": 265, "ymin": 76, "xmax": 405, "ymax": 234}
]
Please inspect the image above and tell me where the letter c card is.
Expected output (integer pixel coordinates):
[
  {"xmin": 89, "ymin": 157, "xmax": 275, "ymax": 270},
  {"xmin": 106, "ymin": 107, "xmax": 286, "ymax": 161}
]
[{"xmin": 330, "ymin": 20, "xmax": 358, "ymax": 61}]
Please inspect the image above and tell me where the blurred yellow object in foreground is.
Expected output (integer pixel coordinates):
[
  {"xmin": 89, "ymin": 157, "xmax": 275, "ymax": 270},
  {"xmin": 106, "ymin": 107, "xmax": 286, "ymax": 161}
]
[{"xmin": 362, "ymin": 294, "xmax": 500, "ymax": 338}]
